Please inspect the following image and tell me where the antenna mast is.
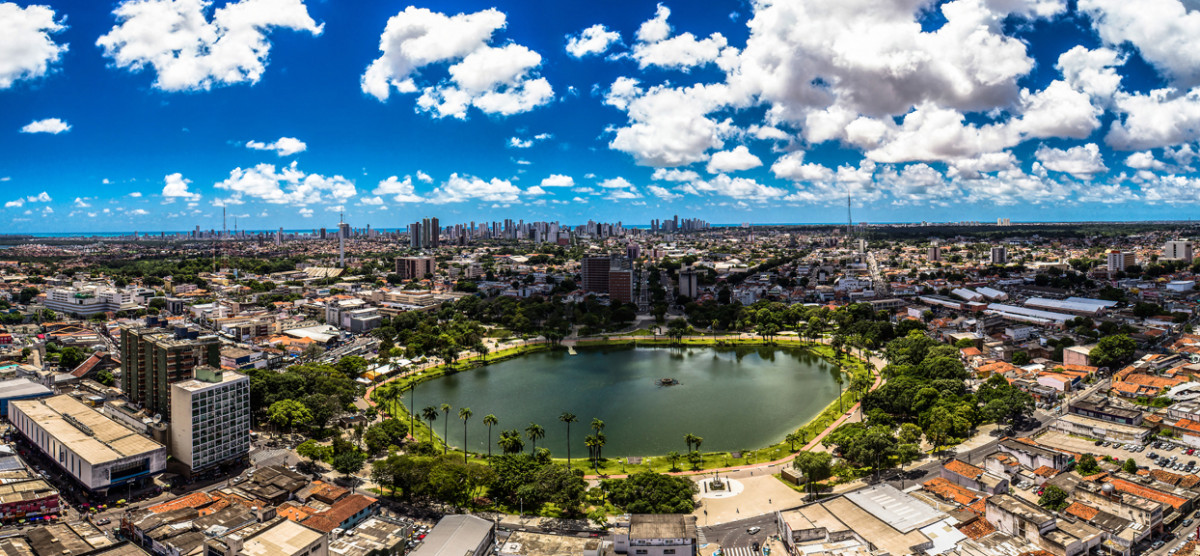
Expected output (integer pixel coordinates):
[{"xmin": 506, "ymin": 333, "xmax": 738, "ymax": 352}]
[{"xmin": 846, "ymin": 190, "xmax": 853, "ymax": 238}]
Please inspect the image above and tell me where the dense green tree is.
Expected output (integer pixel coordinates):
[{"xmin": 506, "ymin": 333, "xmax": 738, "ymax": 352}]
[
  {"xmin": 331, "ymin": 451, "xmax": 367, "ymax": 478},
  {"xmin": 1078, "ymin": 453, "xmax": 1101, "ymax": 475},
  {"xmin": 59, "ymin": 346, "xmax": 87, "ymax": 370},
  {"xmin": 1038, "ymin": 484, "xmax": 1069, "ymax": 511},
  {"xmin": 600, "ymin": 471, "xmax": 698, "ymax": 513},
  {"xmin": 267, "ymin": 399, "xmax": 312, "ymax": 432},
  {"xmin": 1123, "ymin": 458, "xmax": 1138, "ymax": 474},
  {"xmin": 1089, "ymin": 335, "xmax": 1136, "ymax": 369},
  {"xmin": 793, "ymin": 451, "xmax": 833, "ymax": 499},
  {"xmin": 363, "ymin": 419, "xmax": 409, "ymax": 455}
]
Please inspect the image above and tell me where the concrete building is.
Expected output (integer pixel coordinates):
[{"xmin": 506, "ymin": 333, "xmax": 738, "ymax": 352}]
[
  {"xmin": 614, "ymin": 514, "xmax": 697, "ymax": 556},
  {"xmin": 1163, "ymin": 240, "xmax": 1194, "ymax": 262},
  {"xmin": 169, "ymin": 367, "xmax": 250, "ymax": 474},
  {"xmin": 206, "ymin": 517, "xmax": 328, "ymax": 556},
  {"xmin": 677, "ymin": 269, "xmax": 699, "ymax": 299},
  {"xmin": 608, "ymin": 269, "xmax": 634, "ymax": 304},
  {"xmin": 119, "ymin": 327, "xmax": 220, "ymax": 417},
  {"xmin": 43, "ymin": 284, "xmax": 139, "ymax": 316},
  {"xmin": 1051, "ymin": 414, "xmax": 1151, "ymax": 444},
  {"xmin": 1069, "ymin": 396, "xmax": 1143, "ymax": 426},
  {"xmin": 1107, "ymin": 250, "xmax": 1134, "ymax": 273},
  {"xmin": 928, "ymin": 245, "xmax": 941, "ymax": 262},
  {"xmin": 0, "ymin": 378, "xmax": 52, "ymax": 416},
  {"xmin": 411, "ymin": 514, "xmax": 494, "ymax": 556},
  {"xmin": 396, "ymin": 256, "xmax": 435, "ymax": 280},
  {"xmin": 581, "ymin": 256, "xmax": 612, "ymax": 294},
  {"xmin": 991, "ymin": 246, "xmax": 1007, "ymax": 265},
  {"xmin": 10, "ymin": 395, "xmax": 166, "ymax": 493},
  {"xmin": 995, "ymin": 437, "xmax": 1073, "ymax": 471}
]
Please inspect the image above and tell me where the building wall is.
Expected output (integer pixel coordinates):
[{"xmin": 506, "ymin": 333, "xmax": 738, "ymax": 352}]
[
  {"xmin": 582, "ymin": 257, "xmax": 611, "ymax": 293},
  {"xmin": 170, "ymin": 373, "xmax": 250, "ymax": 472}
]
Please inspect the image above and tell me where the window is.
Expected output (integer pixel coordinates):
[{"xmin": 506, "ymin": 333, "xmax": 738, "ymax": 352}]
[{"xmin": 665, "ymin": 551, "xmax": 676, "ymax": 555}]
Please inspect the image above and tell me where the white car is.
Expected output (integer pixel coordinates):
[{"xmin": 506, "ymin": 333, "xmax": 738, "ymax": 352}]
[{"xmin": 747, "ymin": 526, "xmax": 762, "ymax": 535}]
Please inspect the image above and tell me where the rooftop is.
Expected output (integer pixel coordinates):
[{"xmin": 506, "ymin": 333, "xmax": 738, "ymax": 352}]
[
  {"xmin": 242, "ymin": 519, "xmax": 325, "ymax": 556},
  {"xmin": 843, "ymin": 483, "xmax": 946, "ymax": 534},
  {"xmin": 629, "ymin": 513, "xmax": 698, "ymax": 539},
  {"xmin": 10, "ymin": 395, "xmax": 164, "ymax": 466},
  {"xmin": 411, "ymin": 514, "xmax": 494, "ymax": 556}
]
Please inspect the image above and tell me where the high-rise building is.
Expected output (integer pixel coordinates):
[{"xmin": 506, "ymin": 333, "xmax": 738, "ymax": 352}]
[
  {"xmin": 678, "ymin": 269, "xmax": 699, "ymax": 299},
  {"xmin": 581, "ymin": 256, "xmax": 612, "ymax": 293},
  {"xmin": 170, "ymin": 367, "xmax": 250, "ymax": 474},
  {"xmin": 1163, "ymin": 240, "xmax": 1194, "ymax": 262},
  {"xmin": 990, "ymin": 246, "xmax": 1007, "ymax": 265},
  {"xmin": 120, "ymin": 327, "xmax": 221, "ymax": 417},
  {"xmin": 608, "ymin": 269, "xmax": 634, "ymax": 304},
  {"xmin": 1106, "ymin": 250, "xmax": 1134, "ymax": 272},
  {"xmin": 927, "ymin": 245, "xmax": 941, "ymax": 262},
  {"xmin": 396, "ymin": 256, "xmax": 435, "ymax": 280}
]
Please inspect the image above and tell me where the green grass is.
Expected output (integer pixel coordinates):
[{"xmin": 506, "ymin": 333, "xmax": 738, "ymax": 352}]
[{"xmin": 371, "ymin": 336, "xmax": 877, "ymax": 475}]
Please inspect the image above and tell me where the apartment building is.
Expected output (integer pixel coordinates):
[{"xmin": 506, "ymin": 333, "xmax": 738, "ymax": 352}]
[
  {"xmin": 120, "ymin": 326, "xmax": 221, "ymax": 417},
  {"xmin": 44, "ymin": 285, "xmax": 138, "ymax": 316},
  {"xmin": 169, "ymin": 367, "xmax": 250, "ymax": 474}
]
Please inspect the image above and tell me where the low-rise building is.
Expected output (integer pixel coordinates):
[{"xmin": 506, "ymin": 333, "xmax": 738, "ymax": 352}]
[
  {"xmin": 10, "ymin": 395, "xmax": 166, "ymax": 493},
  {"xmin": 411, "ymin": 514, "xmax": 494, "ymax": 556},
  {"xmin": 614, "ymin": 514, "xmax": 698, "ymax": 556}
]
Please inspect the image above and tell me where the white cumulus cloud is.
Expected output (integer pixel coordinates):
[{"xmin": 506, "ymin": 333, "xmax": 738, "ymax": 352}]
[
  {"xmin": 706, "ymin": 145, "xmax": 762, "ymax": 174},
  {"xmin": 162, "ymin": 173, "xmax": 201, "ymax": 202},
  {"xmin": 428, "ymin": 173, "xmax": 523, "ymax": 204},
  {"xmin": 565, "ymin": 24, "xmax": 620, "ymax": 58},
  {"xmin": 245, "ymin": 136, "xmax": 307, "ymax": 156},
  {"xmin": 1035, "ymin": 143, "xmax": 1108, "ymax": 178},
  {"xmin": 96, "ymin": 0, "xmax": 322, "ymax": 92},
  {"xmin": 372, "ymin": 176, "xmax": 423, "ymax": 203},
  {"xmin": 0, "ymin": 3, "xmax": 67, "ymax": 89},
  {"xmin": 540, "ymin": 174, "xmax": 574, "ymax": 187},
  {"xmin": 20, "ymin": 118, "xmax": 69, "ymax": 134},
  {"xmin": 214, "ymin": 161, "xmax": 355, "ymax": 205},
  {"xmin": 361, "ymin": 7, "xmax": 553, "ymax": 119}
]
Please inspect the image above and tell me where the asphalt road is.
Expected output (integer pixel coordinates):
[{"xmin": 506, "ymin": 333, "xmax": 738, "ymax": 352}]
[{"xmin": 702, "ymin": 514, "xmax": 778, "ymax": 549}]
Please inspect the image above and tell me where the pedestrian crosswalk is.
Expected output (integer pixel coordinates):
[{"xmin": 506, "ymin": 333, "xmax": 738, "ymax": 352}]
[{"xmin": 721, "ymin": 547, "xmax": 759, "ymax": 556}]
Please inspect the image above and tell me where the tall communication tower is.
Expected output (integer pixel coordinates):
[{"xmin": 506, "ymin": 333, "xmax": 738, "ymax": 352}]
[{"xmin": 846, "ymin": 190, "xmax": 853, "ymax": 238}]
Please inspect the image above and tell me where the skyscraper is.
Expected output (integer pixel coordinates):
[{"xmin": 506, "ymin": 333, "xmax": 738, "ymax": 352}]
[{"xmin": 120, "ymin": 327, "xmax": 221, "ymax": 417}]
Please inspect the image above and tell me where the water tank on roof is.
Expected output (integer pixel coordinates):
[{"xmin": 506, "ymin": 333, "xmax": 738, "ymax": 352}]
[{"xmin": 1102, "ymin": 483, "xmax": 1115, "ymax": 495}]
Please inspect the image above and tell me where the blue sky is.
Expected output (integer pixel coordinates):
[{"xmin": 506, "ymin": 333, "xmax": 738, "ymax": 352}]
[{"xmin": 4, "ymin": 0, "xmax": 1200, "ymax": 232}]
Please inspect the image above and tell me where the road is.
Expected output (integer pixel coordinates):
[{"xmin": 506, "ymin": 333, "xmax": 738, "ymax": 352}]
[{"xmin": 701, "ymin": 514, "xmax": 777, "ymax": 550}]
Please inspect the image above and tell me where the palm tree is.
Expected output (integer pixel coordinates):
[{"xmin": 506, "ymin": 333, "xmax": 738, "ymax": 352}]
[
  {"xmin": 692, "ymin": 435, "xmax": 703, "ymax": 456},
  {"xmin": 585, "ymin": 434, "xmax": 598, "ymax": 468},
  {"xmin": 482, "ymin": 414, "xmax": 498, "ymax": 458},
  {"xmin": 498, "ymin": 429, "xmax": 525, "ymax": 455},
  {"xmin": 421, "ymin": 406, "xmax": 438, "ymax": 444},
  {"xmin": 440, "ymin": 403, "xmax": 452, "ymax": 454},
  {"xmin": 525, "ymin": 423, "xmax": 545, "ymax": 453},
  {"xmin": 785, "ymin": 431, "xmax": 802, "ymax": 452},
  {"xmin": 595, "ymin": 431, "xmax": 607, "ymax": 465},
  {"xmin": 666, "ymin": 450, "xmax": 682, "ymax": 472},
  {"xmin": 559, "ymin": 412, "xmax": 578, "ymax": 468},
  {"xmin": 684, "ymin": 433, "xmax": 699, "ymax": 454},
  {"xmin": 590, "ymin": 419, "xmax": 606, "ymax": 462},
  {"xmin": 406, "ymin": 381, "xmax": 416, "ymax": 439},
  {"xmin": 458, "ymin": 407, "xmax": 472, "ymax": 463}
]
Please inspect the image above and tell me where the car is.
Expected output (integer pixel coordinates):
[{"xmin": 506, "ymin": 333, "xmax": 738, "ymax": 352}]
[
  {"xmin": 1095, "ymin": 439, "xmax": 1104, "ymax": 446},
  {"xmin": 1152, "ymin": 540, "xmax": 1165, "ymax": 549},
  {"xmin": 1183, "ymin": 518, "xmax": 1194, "ymax": 527},
  {"xmin": 1151, "ymin": 453, "xmax": 1160, "ymax": 459},
  {"xmin": 747, "ymin": 526, "xmax": 762, "ymax": 535}
]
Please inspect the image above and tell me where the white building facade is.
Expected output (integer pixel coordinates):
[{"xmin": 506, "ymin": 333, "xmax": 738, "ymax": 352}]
[{"xmin": 169, "ymin": 367, "xmax": 251, "ymax": 473}]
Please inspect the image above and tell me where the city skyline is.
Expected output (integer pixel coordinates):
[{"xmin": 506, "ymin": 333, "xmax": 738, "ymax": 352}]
[{"xmin": 6, "ymin": 0, "xmax": 1200, "ymax": 232}]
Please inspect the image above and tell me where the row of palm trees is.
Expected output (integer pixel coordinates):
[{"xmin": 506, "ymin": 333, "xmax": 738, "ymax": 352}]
[{"xmin": 414, "ymin": 405, "xmax": 608, "ymax": 468}]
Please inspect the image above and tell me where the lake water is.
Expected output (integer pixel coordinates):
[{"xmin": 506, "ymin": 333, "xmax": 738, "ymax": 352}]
[{"xmin": 406, "ymin": 345, "xmax": 841, "ymax": 458}]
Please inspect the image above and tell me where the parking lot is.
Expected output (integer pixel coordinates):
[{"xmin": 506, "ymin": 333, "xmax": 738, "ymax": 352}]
[{"xmin": 1036, "ymin": 431, "xmax": 1200, "ymax": 473}]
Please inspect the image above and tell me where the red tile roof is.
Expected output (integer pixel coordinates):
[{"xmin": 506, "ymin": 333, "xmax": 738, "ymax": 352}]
[
  {"xmin": 957, "ymin": 517, "xmax": 996, "ymax": 540},
  {"xmin": 1065, "ymin": 502, "xmax": 1099, "ymax": 521},
  {"xmin": 922, "ymin": 477, "xmax": 981, "ymax": 507},
  {"xmin": 1106, "ymin": 477, "xmax": 1188, "ymax": 510},
  {"xmin": 301, "ymin": 494, "xmax": 376, "ymax": 533},
  {"xmin": 944, "ymin": 459, "xmax": 985, "ymax": 480}
]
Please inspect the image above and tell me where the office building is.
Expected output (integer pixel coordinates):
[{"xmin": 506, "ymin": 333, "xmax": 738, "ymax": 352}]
[
  {"xmin": 678, "ymin": 269, "xmax": 699, "ymax": 299},
  {"xmin": 990, "ymin": 246, "xmax": 1007, "ymax": 265},
  {"xmin": 44, "ymin": 285, "xmax": 138, "ymax": 316},
  {"xmin": 396, "ymin": 256, "xmax": 435, "ymax": 280},
  {"xmin": 608, "ymin": 269, "xmax": 634, "ymax": 304},
  {"xmin": 10, "ymin": 395, "xmax": 167, "ymax": 493},
  {"xmin": 120, "ymin": 327, "xmax": 221, "ymax": 417},
  {"xmin": 1164, "ymin": 240, "xmax": 1194, "ymax": 262},
  {"xmin": 170, "ymin": 367, "xmax": 250, "ymax": 474},
  {"xmin": 1106, "ymin": 250, "xmax": 1134, "ymax": 272},
  {"xmin": 581, "ymin": 256, "xmax": 612, "ymax": 293}
]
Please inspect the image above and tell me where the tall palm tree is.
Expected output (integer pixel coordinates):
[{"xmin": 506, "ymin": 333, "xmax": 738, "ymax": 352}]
[
  {"xmin": 421, "ymin": 406, "xmax": 438, "ymax": 444},
  {"xmin": 498, "ymin": 429, "xmax": 525, "ymax": 454},
  {"xmin": 693, "ymin": 435, "xmax": 703, "ymax": 455},
  {"xmin": 440, "ymin": 403, "xmax": 452, "ymax": 454},
  {"xmin": 591, "ymin": 418, "xmax": 605, "ymax": 434},
  {"xmin": 595, "ymin": 431, "xmax": 607, "ymax": 465},
  {"xmin": 458, "ymin": 407, "xmax": 472, "ymax": 463},
  {"xmin": 526, "ymin": 423, "xmax": 545, "ymax": 453},
  {"xmin": 406, "ymin": 381, "xmax": 416, "ymax": 440},
  {"xmin": 684, "ymin": 433, "xmax": 698, "ymax": 454},
  {"xmin": 559, "ymin": 412, "xmax": 578, "ymax": 468},
  {"xmin": 591, "ymin": 419, "xmax": 606, "ymax": 462},
  {"xmin": 482, "ymin": 414, "xmax": 498, "ymax": 458},
  {"xmin": 585, "ymin": 434, "xmax": 599, "ymax": 468}
]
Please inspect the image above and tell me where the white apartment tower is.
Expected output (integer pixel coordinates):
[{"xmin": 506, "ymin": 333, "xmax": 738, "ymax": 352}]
[
  {"xmin": 1163, "ymin": 240, "xmax": 1194, "ymax": 262},
  {"xmin": 170, "ymin": 367, "xmax": 250, "ymax": 474},
  {"xmin": 1107, "ymin": 250, "xmax": 1134, "ymax": 272}
]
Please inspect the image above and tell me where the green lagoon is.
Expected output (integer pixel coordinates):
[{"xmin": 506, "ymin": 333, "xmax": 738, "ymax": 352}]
[{"xmin": 410, "ymin": 345, "xmax": 841, "ymax": 457}]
